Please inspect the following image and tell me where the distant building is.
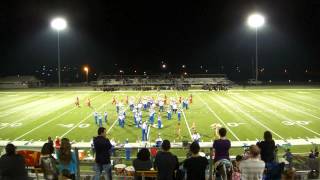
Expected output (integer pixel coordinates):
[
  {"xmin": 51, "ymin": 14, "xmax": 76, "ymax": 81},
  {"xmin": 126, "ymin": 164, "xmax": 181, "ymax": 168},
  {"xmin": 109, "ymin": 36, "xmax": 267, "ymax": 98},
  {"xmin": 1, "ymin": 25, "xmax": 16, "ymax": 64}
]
[{"xmin": 0, "ymin": 75, "xmax": 43, "ymax": 88}]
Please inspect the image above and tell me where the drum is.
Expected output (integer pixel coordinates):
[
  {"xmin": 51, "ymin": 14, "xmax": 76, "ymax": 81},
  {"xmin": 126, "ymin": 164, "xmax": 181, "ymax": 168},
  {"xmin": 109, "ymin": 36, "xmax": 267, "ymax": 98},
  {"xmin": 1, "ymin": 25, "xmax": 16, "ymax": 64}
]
[
  {"xmin": 125, "ymin": 166, "xmax": 135, "ymax": 176},
  {"xmin": 114, "ymin": 164, "xmax": 126, "ymax": 175}
]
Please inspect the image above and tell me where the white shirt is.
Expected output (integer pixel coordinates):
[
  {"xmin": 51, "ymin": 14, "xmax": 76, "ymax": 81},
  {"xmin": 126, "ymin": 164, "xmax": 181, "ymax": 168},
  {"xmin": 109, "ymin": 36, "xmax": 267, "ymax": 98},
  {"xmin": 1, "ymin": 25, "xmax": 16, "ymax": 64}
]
[
  {"xmin": 142, "ymin": 122, "xmax": 147, "ymax": 130},
  {"xmin": 159, "ymin": 101, "xmax": 164, "ymax": 106},
  {"xmin": 239, "ymin": 158, "xmax": 265, "ymax": 180},
  {"xmin": 192, "ymin": 133, "xmax": 201, "ymax": 141},
  {"xmin": 172, "ymin": 104, "xmax": 177, "ymax": 110}
]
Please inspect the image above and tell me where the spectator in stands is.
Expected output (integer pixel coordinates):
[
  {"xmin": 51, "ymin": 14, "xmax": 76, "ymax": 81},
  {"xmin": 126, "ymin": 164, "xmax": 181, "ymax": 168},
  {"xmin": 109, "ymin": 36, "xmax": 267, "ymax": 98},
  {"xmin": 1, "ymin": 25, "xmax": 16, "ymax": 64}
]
[
  {"xmin": 40, "ymin": 142, "xmax": 59, "ymax": 180},
  {"xmin": 0, "ymin": 143, "xmax": 27, "ymax": 180},
  {"xmin": 213, "ymin": 127, "xmax": 231, "ymax": 162},
  {"xmin": 212, "ymin": 127, "xmax": 232, "ymax": 180},
  {"xmin": 281, "ymin": 167, "xmax": 296, "ymax": 180},
  {"xmin": 56, "ymin": 138, "xmax": 77, "ymax": 180},
  {"xmin": 183, "ymin": 141, "xmax": 208, "ymax": 180},
  {"xmin": 257, "ymin": 131, "xmax": 276, "ymax": 163},
  {"xmin": 133, "ymin": 148, "xmax": 153, "ymax": 180},
  {"xmin": 231, "ymin": 155, "xmax": 243, "ymax": 180},
  {"xmin": 154, "ymin": 140, "xmax": 179, "ymax": 180},
  {"xmin": 239, "ymin": 145, "xmax": 265, "ymax": 180},
  {"xmin": 54, "ymin": 136, "xmax": 61, "ymax": 151},
  {"xmin": 93, "ymin": 127, "xmax": 112, "ymax": 180},
  {"xmin": 48, "ymin": 136, "xmax": 54, "ymax": 146},
  {"xmin": 283, "ymin": 149, "xmax": 293, "ymax": 167}
]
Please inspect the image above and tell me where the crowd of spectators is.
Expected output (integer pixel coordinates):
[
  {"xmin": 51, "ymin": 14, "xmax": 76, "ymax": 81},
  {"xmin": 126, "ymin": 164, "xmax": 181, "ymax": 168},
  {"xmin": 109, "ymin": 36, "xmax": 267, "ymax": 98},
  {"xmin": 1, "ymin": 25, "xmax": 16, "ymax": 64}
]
[{"xmin": 0, "ymin": 127, "xmax": 319, "ymax": 180}]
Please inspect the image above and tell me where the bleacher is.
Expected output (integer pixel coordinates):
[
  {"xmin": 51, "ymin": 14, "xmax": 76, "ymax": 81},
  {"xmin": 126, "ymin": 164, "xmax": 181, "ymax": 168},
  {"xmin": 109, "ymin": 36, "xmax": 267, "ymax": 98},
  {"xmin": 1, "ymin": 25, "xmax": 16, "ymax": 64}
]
[
  {"xmin": 91, "ymin": 74, "xmax": 232, "ymax": 90},
  {"xmin": 1, "ymin": 139, "xmax": 319, "ymax": 179}
]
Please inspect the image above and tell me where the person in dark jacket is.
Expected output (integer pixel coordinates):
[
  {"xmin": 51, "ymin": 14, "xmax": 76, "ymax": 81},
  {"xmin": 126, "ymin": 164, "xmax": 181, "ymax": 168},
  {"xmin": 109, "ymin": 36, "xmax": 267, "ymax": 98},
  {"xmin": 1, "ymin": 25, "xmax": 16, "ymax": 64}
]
[
  {"xmin": 154, "ymin": 140, "xmax": 179, "ymax": 180},
  {"xmin": 94, "ymin": 127, "xmax": 113, "ymax": 180},
  {"xmin": 133, "ymin": 148, "xmax": 153, "ymax": 180},
  {"xmin": 257, "ymin": 131, "xmax": 276, "ymax": 163},
  {"xmin": 183, "ymin": 141, "xmax": 209, "ymax": 180},
  {"xmin": 0, "ymin": 143, "xmax": 27, "ymax": 180}
]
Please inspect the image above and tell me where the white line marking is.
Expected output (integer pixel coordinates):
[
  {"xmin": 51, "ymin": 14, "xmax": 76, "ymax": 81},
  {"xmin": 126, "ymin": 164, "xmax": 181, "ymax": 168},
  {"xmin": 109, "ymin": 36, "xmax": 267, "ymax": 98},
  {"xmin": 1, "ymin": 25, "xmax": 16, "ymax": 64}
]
[
  {"xmin": 212, "ymin": 95, "xmax": 284, "ymax": 140},
  {"xmin": 107, "ymin": 91, "xmax": 141, "ymax": 134},
  {"xmin": 175, "ymin": 92, "xmax": 192, "ymax": 140},
  {"xmin": 14, "ymin": 93, "xmax": 103, "ymax": 140},
  {"xmin": 273, "ymin": 93, "xmax": 320, "ymax": 110},
  {"xmin": 245, "ymin": 93, "xmax": 320, "ymax": 136},
  {"xmin": 197, "ymin": 94, "xmax": 240, "ymax": 141},
  {"xmin": 62, "ymin": 97, "xmax": 112, "ymax": 138}
]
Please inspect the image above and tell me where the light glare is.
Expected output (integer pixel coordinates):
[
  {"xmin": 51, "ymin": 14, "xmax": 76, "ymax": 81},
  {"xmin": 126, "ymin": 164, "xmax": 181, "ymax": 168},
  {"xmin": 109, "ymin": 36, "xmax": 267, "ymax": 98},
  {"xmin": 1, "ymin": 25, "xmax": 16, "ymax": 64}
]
[
  {"xmin": 247, "ymin": 14, "xmax": 265, "ymax": 28},
  {"xmin": 51, "ymin": 18, "xmax": 67, "ymax": 31}
]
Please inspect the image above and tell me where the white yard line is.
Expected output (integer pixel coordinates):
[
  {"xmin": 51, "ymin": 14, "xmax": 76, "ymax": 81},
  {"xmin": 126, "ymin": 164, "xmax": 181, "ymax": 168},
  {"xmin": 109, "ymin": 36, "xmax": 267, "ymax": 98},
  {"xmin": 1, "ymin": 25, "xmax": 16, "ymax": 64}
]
[
  {"xmin": 0, "ymin": 98, "xmax": 74, "ymax": 130},
  {"xmin": 240, "ymin": 93, "xmax": 320, "ymax": 137},
  {"xmin": 62, "ymin": 97, "xmax": 112, "ymax": 138},
  {"xmin": 250, "ymin": 92, "xmax": 320, "ymax": 120},
  {"xmin": 147, "ymin": 125, "xmax": 151, "ymax": 140},
  {"xmin": 107, "ymin": 91, "xmax": 142, "ymax": 134},
  {"xmin": 0, "ymin": 95, "xmax": 67, "ymax": 118},
  {"xmin": 175, "ymin": 92, "xmax": 193, "ymax": 140},
  {"xmin": 14, "ymin": 93, "xmax": 103, "ymax": 140},
  {"xmin": 273, "ymin": 93, "xmax": 320, "ymax": 111},
  {"xmin": 211, "ymin": 95, "xmax": 284, "ymax": 140},
  {"xmin": 197, "ymin": 93, "xmax": 241, "ymax": 141}
]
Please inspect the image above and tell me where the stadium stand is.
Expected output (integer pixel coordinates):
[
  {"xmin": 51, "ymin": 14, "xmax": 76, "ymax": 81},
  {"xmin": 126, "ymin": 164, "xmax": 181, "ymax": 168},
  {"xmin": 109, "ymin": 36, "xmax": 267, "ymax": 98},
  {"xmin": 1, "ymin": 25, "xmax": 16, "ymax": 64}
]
[
  {"xmin": 92, "ymin": 74, "xmax": 233, "ymax": 91},
  {"xmin": 1, "ymin": 139, "xmax": 319, "ymax": 179},
  {"xmin": 0, "ymin": 75, "xmax": 43, "ymax": 88}
]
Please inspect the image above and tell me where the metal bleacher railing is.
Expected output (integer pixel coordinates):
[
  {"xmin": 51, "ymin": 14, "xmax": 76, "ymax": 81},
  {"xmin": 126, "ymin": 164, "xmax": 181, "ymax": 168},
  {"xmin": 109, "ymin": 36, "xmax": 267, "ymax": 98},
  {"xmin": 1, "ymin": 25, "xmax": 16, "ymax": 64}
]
[{"xmin": 0, "ymin": 139, "xmax": 319, "ymax": 179}]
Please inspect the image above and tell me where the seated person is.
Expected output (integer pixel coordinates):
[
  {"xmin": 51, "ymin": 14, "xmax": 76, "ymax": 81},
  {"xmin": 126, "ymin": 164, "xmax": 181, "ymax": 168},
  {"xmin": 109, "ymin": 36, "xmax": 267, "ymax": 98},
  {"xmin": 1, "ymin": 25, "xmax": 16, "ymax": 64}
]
[{"xmin": 133, "ymin": 148, "xmax": 153, "ymax": 180}]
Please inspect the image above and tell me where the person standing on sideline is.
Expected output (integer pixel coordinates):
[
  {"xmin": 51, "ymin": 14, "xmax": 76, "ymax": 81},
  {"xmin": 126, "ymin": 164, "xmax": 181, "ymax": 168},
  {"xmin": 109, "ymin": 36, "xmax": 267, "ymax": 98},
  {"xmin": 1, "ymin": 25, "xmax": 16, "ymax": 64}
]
[
  {"xmin": 183, "ymin": 142, "xmax": 209, "ymax": 180},
  {"xmin": 93, "ymin": 127, "xmax": 113, "ymax": 180},
  {"xmin": 154, "ymin": 140, "xmax": 179, "ymax": 180}
]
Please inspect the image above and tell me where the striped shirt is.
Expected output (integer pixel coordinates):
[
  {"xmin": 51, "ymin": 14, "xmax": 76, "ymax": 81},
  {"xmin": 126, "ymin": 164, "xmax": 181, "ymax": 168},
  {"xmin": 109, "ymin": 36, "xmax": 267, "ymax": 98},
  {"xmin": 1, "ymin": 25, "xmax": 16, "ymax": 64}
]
[{"xmin": 239, "ymin": 158, "xmax": 265, "ymax": 180}]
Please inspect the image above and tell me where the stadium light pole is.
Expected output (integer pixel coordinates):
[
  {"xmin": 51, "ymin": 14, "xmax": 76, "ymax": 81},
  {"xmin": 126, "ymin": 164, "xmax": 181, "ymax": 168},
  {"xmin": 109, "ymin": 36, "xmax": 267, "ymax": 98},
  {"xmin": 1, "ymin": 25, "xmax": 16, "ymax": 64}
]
[
  {"xmin": 83, "ymin": 66, "xmax": 89, "ymax": 84},
  {"xmin": 247, "ymin": 13, "xmax": 265, "ymax": 83},
  {"xmin": 51, "ymin": 17, "xmax": 67, "ymax": 87}
]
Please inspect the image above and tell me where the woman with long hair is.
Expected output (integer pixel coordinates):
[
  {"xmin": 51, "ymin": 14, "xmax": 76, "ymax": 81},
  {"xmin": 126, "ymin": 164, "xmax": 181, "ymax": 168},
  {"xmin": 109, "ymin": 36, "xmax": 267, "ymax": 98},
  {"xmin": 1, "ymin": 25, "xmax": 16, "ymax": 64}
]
[{"xmin": 56, "ymin": 138, "xmax": 77, "ymax": 180}]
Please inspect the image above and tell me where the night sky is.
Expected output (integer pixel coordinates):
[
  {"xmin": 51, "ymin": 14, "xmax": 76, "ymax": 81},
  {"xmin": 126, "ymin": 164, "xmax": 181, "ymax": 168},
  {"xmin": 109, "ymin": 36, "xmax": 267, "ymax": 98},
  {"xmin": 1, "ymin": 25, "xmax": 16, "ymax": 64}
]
[{"xmin": 1, "ymin": 0, "xmax": 320, "ymax": 81}]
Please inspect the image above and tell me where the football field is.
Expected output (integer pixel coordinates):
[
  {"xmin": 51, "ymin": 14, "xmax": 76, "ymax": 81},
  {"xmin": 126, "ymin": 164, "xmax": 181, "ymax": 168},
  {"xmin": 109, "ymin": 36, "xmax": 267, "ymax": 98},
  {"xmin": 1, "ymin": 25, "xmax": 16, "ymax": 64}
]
[{"xmin": 0, "ymin": 87, "xmax": 320, "ymax": 149}]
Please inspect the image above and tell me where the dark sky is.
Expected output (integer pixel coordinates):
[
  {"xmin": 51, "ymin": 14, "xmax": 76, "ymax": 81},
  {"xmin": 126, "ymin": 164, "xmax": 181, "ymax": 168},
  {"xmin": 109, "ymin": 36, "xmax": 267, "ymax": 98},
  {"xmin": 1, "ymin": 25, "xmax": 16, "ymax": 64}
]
[{"xmin": 1, "ymin": 0, "xmax": 320, "ymax": 80}]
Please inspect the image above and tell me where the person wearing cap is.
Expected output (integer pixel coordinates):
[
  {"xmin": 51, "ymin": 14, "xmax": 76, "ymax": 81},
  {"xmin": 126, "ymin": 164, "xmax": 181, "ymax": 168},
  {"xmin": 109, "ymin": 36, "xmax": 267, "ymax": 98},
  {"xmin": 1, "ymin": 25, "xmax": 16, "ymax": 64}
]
[
  {"xmin": 0, "ymin": 143, "xmax": 27, "ymax": 180},
  {"xmin": 154, "ymin": 140, "xmax": 179, "ymax": 180}
]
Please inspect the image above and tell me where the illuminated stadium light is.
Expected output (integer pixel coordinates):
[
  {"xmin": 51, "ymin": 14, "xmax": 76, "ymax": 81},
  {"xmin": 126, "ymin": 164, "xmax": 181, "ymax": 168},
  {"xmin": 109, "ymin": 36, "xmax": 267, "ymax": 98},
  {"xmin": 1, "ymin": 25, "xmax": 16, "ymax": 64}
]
[
  {"xmin": 161, "ymin": 64, "xmax": 166, "ymax": 69},
  {"xmin": 247, "ymin": 13, "xmax": 265, "ymax": 83},
  {"xmin": 182, "ymin": 64, "xmax": 186, "ymax": 68},
  {"xmin": 83, "ymin": 66, "xmax": 89, "ymax": 84},
  {"xmin": 51, "ymin": 17, "xmax": 67, "ymax": 87},
  {"xmin": 184, "ymin": 72, "xmax": 187, "ymax": 75},
  {"xmin": 247, "ymin": 14, "xmax": 265, "ymax": 28},
  {"xmin": 51, "ymin": 18, "xmax": 67, "ymax": 30}
]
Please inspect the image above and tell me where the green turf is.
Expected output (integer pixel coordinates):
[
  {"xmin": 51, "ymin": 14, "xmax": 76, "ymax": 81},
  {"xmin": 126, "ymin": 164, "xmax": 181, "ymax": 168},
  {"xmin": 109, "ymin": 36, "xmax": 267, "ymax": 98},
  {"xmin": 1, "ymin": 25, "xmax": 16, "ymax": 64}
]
[{"xmin": 0, "ymin": 87, "xmax": 320, "ymax": 154}]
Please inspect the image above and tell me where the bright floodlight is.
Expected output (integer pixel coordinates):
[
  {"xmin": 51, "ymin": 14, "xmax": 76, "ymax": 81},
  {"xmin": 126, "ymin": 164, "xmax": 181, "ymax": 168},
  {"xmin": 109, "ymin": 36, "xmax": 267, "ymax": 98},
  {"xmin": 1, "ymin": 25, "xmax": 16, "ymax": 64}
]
[
  {"xmin": 83, "ymin": 67, "xmax": 88, "ymax": 72},
  {"xmin": 247, "ymin": 14, "xmax": 265, "ymax": 28},
  {"xmin": 51, "ymin": 18, "xmax": 67, "ymax": 31}
]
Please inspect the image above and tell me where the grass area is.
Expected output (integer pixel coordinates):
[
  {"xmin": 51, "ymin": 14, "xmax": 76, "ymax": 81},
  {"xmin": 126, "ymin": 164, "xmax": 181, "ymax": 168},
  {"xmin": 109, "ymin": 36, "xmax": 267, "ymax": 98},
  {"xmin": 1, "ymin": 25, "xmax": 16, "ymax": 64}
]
[{"xmin": 0, "ymin": 86, "xmax": 320, "ymax": 154}]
